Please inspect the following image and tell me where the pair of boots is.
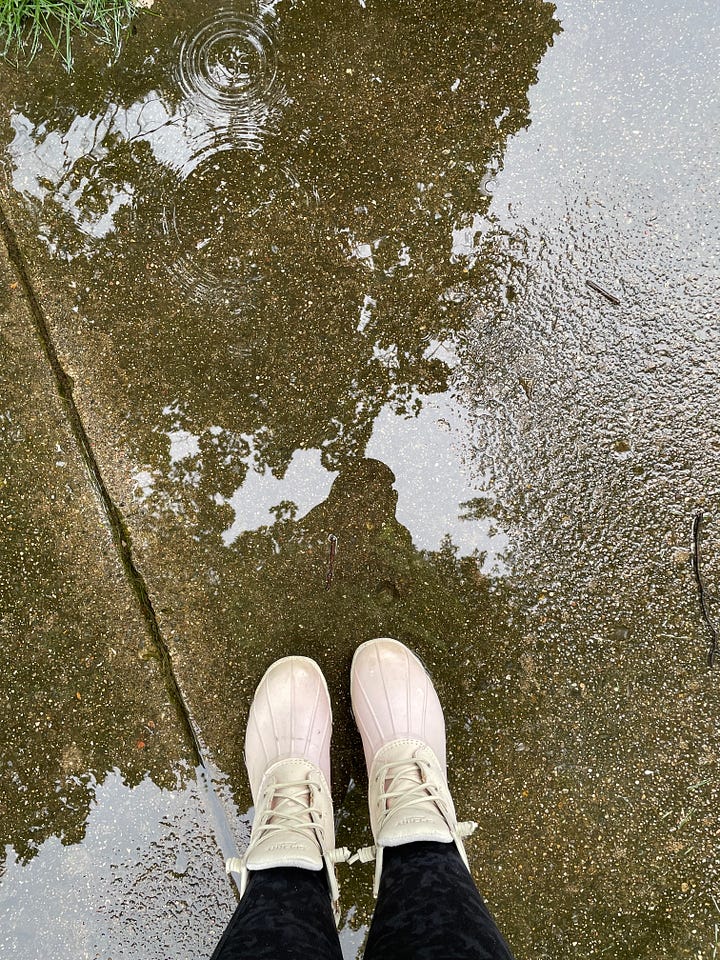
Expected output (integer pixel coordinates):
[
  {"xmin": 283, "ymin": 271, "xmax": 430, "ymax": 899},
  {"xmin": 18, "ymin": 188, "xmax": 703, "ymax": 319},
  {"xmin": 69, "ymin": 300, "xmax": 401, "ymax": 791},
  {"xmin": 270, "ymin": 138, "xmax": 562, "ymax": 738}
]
[{"xmin": 227, "ymin": 637, "xmax": 477, "ymax": 917}]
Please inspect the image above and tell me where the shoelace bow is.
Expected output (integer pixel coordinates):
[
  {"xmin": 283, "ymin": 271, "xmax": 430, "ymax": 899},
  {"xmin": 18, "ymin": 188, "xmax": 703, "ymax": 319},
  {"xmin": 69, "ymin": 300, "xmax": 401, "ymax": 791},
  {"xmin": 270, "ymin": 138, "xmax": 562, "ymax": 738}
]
[{"xmin": 226, "ymin": 761, "xmax": 477, "ymax": 875}]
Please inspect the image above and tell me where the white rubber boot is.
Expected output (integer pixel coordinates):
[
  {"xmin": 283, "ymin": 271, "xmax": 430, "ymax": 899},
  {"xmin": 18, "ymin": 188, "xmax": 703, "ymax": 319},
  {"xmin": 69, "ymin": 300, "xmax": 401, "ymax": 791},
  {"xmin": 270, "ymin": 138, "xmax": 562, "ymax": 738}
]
[
  {"xmin": 226, "ymin": 657, "xmax": 350, "ymax": 917},
  {"xmin": 350, "ymin": 637, "xmax": 477, "ymax": 895}
]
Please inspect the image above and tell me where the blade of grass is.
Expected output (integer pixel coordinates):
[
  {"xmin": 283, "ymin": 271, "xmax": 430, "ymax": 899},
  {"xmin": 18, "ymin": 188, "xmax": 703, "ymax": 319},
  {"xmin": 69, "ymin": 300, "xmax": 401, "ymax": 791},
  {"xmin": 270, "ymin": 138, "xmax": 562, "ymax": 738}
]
[{"xmin": 0, "ymin": 0, "xmax": 140, "ymax": 70}]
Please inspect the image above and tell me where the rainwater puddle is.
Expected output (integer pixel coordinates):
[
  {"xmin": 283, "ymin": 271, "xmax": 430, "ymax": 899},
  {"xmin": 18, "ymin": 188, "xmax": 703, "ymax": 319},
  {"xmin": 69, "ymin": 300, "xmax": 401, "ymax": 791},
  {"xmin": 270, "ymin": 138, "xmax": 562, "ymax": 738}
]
[
  {"xmin": 0, "ymin": 769, "xmax": 241, "ymax": 960},
  {"xmin": 161, "ymin": 6, "xmax": 293, "ymax": 300},
  {"xmin": 366, "ymin": 390, "xmax": 508, "ymax": 569},
  {"xmin": 175, "ymin": 8, "xmax": 280, "ymax": 128},
  {"xmin": 215, "ymin": 448, "xmax": 338, "ymax": 543},
  {"xmin": 133, "ymin": 387, "xmax": 507, "ymax": 564},
  {"xmin": 2, "ymin": 0, "xmax": 720, "ymax": 955},
  {"xmin": 159, "ymin": 152, "xmax": 306, "ymax": 303}
]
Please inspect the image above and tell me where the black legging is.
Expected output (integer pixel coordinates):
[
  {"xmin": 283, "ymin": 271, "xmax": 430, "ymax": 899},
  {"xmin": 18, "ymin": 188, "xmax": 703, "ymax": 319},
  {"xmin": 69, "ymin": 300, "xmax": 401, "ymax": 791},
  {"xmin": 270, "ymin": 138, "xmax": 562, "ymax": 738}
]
[{"xmin": 210, "ymin": 841, "xmax": 515, "ymax": 959}]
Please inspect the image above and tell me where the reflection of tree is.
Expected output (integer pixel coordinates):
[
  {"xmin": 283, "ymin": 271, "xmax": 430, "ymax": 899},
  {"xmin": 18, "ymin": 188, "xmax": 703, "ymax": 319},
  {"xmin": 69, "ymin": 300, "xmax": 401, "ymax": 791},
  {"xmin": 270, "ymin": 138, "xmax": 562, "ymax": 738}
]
[
  {"xmin": 158, "ymin": 0, "xmax": 561, "ymax": 475},
  {"xmin": 459, "ymin": 495, "xmax": 496, "ymax": 521},
  {"xmin": 2, "ymin": 0, "xmax": 559, "ymax": 493},
  {"xmin": 0, "ymin": 0, "xmax": 557, "ymax": 880}
]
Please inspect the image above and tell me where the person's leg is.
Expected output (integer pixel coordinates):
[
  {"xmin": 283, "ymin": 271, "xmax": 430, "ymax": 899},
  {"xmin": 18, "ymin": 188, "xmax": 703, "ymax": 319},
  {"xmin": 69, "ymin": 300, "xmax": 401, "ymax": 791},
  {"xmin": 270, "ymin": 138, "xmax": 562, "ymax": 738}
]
[
  {"xmin": 364, "ymin": 841, "xmax": 514, "ymax": 960},
  {"xmin": 210, "ymin": 656, "xmax": 345, "ymax": 960},
  {"xmin": 210, "ymin": 867, "xmax": 342, "ymax": 960},
  {"xmin": 351, "ymin": 637, "xmax": 516, "ymax": 960}
]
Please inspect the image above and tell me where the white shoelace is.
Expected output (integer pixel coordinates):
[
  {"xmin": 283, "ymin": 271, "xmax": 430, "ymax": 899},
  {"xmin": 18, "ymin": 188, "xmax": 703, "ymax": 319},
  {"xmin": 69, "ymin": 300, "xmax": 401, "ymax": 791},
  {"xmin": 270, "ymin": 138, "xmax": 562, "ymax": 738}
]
[
  {"xmin": 348, "ymin": 757, "xmax": 477, "ymax": 873},
  {"xmin": 379, "ymin": 756, "xmax": 450, "ymax": 817},
  {"xmin": 254, "ymin": 778, "xmax": 327, "ymax": 844},
  {"xmin": 226, "ymin": 762, "xmax": 476, "ymax": 907},
  {"xmin": 226, "ymin": 777, "xmax": 351, "ymax": 911}
]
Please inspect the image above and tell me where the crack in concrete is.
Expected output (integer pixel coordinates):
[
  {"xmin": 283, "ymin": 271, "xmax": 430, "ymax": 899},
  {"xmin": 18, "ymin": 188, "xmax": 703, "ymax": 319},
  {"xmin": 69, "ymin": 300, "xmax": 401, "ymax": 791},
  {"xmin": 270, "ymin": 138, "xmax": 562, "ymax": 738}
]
[{"xmin": 0, "ymin": 202, "xmax": 242, "ymax": 896}]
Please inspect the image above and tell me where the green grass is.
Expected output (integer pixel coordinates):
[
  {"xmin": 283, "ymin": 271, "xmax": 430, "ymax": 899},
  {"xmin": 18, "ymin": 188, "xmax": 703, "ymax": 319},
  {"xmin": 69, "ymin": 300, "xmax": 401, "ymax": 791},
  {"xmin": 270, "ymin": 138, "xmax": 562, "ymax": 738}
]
[{"xmin": 0, "ymin": 0, "xmax": 139, "ymax": 69}]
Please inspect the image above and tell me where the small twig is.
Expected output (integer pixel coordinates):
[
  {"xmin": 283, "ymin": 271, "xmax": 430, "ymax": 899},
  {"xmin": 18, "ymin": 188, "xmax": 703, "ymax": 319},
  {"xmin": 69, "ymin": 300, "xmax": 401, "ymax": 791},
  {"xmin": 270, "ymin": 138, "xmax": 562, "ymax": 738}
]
[
  {"xmin": 585, "ymin": 278, "xmax": 621, "ymax": 305},
  {"xmin": 691, "ymin": 511, "xmax": 719, "ymax": 667},
  {"xmin": 710, "ymin": 891, "xmax": 720, "ymax": 917},
  {"xmin": 325, "ymin": 535, "xmax": 338, "ymax": 590}
]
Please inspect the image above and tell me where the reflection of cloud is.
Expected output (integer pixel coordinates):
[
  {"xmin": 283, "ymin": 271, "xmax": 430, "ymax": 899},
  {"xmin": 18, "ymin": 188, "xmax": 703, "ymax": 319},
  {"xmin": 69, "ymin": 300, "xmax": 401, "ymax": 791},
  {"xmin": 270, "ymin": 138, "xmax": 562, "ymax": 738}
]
[
  {"xmin": 422, "ymin": 338, "xmax": 460, "ymax": 369},
  {"xmin": 217, "ymin": 448, "xmax": 338, "ymax": 545},
  {"xmin": 365, "ymin": 392, "xmax": 508, "ymax": 572},
  {"xmin": 167, "ymin": 428, "xmax": 201, "ymax": 464}
]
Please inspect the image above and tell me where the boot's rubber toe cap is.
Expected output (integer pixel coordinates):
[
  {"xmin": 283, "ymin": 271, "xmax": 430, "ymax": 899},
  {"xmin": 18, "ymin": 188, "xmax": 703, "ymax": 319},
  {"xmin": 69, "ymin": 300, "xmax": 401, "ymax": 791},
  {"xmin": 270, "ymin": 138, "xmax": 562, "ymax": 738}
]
[
  {"xmin": 350, "ymin": 637, "xmax": 447, "ymax": 774},
  {"xmin": 245, "ymin": 656, "xmax": 332, "ymax": 800}
]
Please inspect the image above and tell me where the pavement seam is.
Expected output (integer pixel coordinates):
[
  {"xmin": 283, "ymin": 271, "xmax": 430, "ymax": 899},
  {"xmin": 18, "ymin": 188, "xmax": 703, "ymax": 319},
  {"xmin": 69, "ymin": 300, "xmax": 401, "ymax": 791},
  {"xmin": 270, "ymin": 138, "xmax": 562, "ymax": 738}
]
[{"xmin": 0, "ymin": 203, "xmax": 241, "ymax": 895}]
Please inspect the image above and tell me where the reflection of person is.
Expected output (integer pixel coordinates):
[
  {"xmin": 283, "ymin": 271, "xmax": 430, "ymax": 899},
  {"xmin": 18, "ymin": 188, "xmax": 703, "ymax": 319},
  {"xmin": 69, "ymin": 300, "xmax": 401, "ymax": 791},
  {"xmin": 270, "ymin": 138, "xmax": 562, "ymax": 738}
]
[{"xmin": 211, "ymin": 638, "xmax": 515, "ymax": 959}]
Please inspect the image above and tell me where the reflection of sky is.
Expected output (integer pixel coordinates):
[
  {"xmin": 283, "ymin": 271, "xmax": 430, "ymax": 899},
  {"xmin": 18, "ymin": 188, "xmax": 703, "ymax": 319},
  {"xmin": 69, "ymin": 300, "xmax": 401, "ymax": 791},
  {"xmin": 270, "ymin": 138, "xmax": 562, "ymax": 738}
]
[
  {"xmin": 9, "ymin": 97, "xmax": 206, "ymax": 246},
  {"xmin": 492, "ymin": 0, "xmax": 720, "ymax": 220},
  {"xmin": 132, "ymin": 411, "xmax": 339, "ymax": 544},
  {"xmin": 168, "ymin": 427, "xmax": 202, "ymax": 463},
  {"xmin": 0, "ymin": 771, "xmax": 237, "ymax": 960},
  {"xmin": 10, "ymin": 95, "xmax": 208, "ymax": 183},
  {"xmin": 133, "ymin": 397, "xmax": 504, "ymax": 564},
  {"xmin": 365, "ymin": 392, "xmax": 508, "ymax": 571},
  {"xmin": 216, "ymin": 448, "xmax": 338, "ymax": 544},
  {"xmin": 338, "ymin": 908, "xmax": 369, "ymax": 960}
]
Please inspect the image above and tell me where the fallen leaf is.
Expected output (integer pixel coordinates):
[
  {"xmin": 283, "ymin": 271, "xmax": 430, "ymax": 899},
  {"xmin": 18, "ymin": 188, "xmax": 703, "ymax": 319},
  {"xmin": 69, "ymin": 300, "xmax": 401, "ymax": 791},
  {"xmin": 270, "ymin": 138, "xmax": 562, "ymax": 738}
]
[{"xmin": 136, "ymin": 740, "xmax": 146, "ymax": 750}]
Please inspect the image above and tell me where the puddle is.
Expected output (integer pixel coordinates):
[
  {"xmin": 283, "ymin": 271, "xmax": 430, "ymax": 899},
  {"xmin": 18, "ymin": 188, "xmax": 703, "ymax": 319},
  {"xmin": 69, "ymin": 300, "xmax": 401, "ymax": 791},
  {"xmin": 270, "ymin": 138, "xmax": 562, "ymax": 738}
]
[
  {"xmin": 159, "ymin": 152, "xmax": 309, "ymax": 303},
  {"xmin": 1, "ymin": 0, "xmax": 720, "ymax": 955},
  {"xmin": 216, "ymin": 447, "xmax": 338, "ymax": 543},
  {"xmin": 174, "ymin": 7, "xmax": 281, "ymax": 134},
  {"xmin": 0, "ymin": 769, "xmax": 242, "ymax": 960}
]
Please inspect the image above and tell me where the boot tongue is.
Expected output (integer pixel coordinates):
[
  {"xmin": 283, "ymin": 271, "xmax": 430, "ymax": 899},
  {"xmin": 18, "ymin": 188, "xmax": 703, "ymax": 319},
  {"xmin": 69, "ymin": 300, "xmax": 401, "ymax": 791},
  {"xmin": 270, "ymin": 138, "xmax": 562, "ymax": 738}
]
[
  {"xmin": 245, "ymin": 759, "xmax": 324, "ymax": 872},
  {"xmin": 373, "ymin": 741, "xmax": 454, "ymax": 847}
]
